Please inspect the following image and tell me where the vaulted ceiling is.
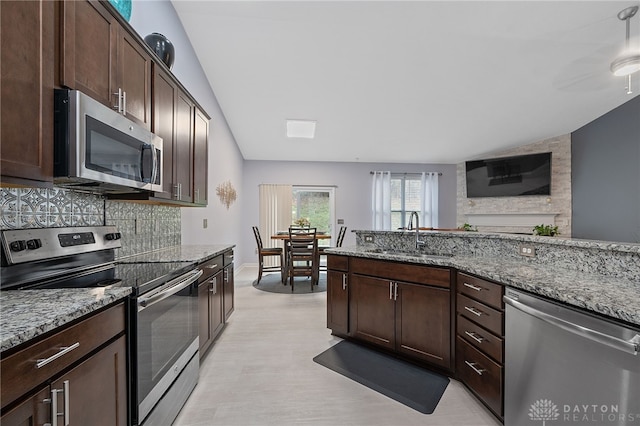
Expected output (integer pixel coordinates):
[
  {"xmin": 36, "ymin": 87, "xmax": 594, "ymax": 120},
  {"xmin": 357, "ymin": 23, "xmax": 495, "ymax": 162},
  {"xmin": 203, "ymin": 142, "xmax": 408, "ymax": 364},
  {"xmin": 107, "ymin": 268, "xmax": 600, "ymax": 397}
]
[{"xmin": 172, "ymin": 1, "xmax": 640, "ymax": 164}]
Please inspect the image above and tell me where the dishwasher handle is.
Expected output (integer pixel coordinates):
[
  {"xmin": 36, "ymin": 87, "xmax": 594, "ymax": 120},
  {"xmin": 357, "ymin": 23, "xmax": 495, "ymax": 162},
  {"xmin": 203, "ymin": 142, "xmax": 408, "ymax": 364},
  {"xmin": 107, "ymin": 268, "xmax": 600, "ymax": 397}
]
[{"xmin": 504, "ymin": 294, "xmax": 640, "ymax": 356}]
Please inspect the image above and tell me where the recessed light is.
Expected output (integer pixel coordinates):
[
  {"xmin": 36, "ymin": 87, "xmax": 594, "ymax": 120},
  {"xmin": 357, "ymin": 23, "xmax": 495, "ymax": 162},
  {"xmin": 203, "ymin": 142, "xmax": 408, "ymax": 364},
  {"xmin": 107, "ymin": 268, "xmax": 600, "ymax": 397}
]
[{"xmin": 286, "ymin": 119, "xmax": 316, "ymax": 139}]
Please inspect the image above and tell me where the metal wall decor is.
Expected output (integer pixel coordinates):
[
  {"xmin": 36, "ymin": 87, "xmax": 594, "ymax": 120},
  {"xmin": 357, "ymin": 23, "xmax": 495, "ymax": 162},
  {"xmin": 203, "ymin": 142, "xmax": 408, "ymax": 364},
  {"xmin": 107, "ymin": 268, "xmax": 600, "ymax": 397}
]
[{"xmin": 216, "ymin": 180, "xmax": 237, "ymax": 209}]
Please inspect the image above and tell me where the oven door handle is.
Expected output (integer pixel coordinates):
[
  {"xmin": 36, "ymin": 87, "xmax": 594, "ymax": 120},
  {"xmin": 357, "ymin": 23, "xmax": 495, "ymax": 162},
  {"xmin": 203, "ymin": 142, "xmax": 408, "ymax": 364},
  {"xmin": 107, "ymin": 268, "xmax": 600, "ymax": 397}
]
[{"xmin": 138, "ymin": 269, "xmax": 203, "ymax": 311}]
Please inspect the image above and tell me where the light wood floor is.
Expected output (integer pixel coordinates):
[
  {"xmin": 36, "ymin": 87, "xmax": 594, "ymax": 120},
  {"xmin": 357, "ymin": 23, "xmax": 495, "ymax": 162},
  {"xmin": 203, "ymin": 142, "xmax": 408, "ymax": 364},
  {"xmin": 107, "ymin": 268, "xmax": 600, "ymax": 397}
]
[{"xmin": 173, "ymin": 267, "xmax": 502, "ymax": 426}]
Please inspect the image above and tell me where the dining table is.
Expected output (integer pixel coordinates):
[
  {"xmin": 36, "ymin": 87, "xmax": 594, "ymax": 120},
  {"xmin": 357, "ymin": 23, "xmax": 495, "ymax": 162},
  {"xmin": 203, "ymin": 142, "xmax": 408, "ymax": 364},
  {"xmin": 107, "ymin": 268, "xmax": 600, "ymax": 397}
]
[{"xmin": 271, "ymin": 232, "xmax": 331, "ymax": 282}]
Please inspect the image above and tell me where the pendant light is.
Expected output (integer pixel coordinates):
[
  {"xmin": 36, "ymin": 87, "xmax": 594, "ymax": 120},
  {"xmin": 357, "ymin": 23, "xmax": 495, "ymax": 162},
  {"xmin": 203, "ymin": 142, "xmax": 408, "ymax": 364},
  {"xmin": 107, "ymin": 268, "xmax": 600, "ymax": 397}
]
[{"xmin": 610, "ymin": 6, "xmax": 640, "ymax": 77}]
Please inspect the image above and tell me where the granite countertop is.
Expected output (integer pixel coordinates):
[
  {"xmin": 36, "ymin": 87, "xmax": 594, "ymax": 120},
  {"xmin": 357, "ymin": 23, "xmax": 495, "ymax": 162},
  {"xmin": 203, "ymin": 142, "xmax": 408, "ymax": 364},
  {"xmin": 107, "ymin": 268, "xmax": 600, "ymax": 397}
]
[
  {"xmin": 327, "ymin": 247, "xmax": 640, "ymax": 327},
  {"xmin": 0, "ymin": 287, "xmax": 132, "ymax": 353},
  {"xmin": 118, "ymin": 244, "xmax": 235, "ymax": 263},
  {"xmin": 1, "ymin": 245, "xmax": 234, "ymax": 353}
]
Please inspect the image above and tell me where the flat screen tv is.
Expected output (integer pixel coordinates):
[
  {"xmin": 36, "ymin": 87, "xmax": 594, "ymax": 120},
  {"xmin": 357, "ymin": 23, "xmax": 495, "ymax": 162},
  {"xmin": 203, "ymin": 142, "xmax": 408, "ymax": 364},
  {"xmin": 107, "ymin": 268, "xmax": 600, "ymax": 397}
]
[{"xmin": 465, "ymin": 152, "xmax": 551, "ymax": 198}]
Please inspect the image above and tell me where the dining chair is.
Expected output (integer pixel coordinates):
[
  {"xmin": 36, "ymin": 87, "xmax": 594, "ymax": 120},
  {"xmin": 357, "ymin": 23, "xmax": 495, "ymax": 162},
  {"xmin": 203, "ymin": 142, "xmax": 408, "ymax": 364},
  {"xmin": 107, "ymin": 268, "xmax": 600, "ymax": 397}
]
[
  {"xmin": 252, "ymin": 226, "xmax": 284, "ymax": 284},
  {"xmin": 318, "ymin": 226, "xmax": 347, "ymax": 271},
  {"xmin": 287, "ymin": 226, "xmax": 319, "ymax": 292}
]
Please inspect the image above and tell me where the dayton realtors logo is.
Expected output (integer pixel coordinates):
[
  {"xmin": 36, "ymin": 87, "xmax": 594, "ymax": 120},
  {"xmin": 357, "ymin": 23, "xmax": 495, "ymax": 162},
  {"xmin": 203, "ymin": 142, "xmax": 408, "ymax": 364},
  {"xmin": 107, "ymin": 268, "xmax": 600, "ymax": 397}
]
[
  {"xmin": 529, "ymin": 399, "xmax": 560, "ymax": 425},
  {"xmin": 528, "ymin": 399, "xmax": 638, "ymax": 424}
]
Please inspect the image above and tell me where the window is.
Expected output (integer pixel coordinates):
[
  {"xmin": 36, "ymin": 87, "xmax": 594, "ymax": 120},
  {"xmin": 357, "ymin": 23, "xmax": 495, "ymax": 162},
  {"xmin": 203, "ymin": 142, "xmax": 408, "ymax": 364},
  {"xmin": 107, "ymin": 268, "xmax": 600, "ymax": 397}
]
[
  {"xmin": 292, "ymin": 186, "xmax": 335, "ymax": 247},
  {"xmin": 372, "ymin": 172, "xmax": 439, "ymax": 230},
  {"xmin": 391, "ymin": 175, "xmax": 423, "ymax": 229}
]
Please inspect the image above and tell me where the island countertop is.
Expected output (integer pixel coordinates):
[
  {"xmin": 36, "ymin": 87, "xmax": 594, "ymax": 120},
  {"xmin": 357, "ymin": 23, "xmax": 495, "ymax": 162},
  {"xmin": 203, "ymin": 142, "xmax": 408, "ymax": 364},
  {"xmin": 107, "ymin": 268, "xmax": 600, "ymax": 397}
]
[{"xmin": 326, "ymin": 246, "xmax": 640, "ymax": 327}]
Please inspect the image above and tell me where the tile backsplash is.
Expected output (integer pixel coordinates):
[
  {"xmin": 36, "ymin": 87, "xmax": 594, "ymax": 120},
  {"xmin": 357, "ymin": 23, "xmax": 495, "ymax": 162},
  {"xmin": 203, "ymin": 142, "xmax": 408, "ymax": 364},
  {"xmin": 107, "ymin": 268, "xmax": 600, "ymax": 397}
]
[{"xmin": 1, "ymin": 188, "xmax": 180, "ymax": 258}]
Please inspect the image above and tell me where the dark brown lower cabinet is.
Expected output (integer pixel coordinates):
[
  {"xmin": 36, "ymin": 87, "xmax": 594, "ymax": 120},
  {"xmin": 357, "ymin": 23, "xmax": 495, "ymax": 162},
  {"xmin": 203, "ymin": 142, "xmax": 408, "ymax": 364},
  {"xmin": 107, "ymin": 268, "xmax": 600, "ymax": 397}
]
[
  {"xmin": 456, "ymin": 336, "xmax": 503, "ymax": 416},
  {"xmin": 50, "ymin": 336, "xmax": 127, "ymax": 426},
  {"xmin": 223, "ymin": 262, "xmax": 234, "ymax": 321},
  {"xmin": 0, "ymin": 303, "xmax": 127, "ymax": 426},
  {"xmin": 326, "ymin": 269, "xmax": 349, "ymax": 335},
  {"xmin": 349, "ymin": 269, "xmax": 451, "ymax": 370},
  {"xmin": 199, "ymin": 270, "xmax": 224, "ymax": 357}
]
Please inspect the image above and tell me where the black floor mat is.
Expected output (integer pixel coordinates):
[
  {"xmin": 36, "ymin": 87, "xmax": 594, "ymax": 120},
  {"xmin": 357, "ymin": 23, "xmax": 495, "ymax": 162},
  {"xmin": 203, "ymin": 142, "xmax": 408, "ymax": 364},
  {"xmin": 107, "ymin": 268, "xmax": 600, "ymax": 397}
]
[{"xmin": 313, "ymin": 340, "xmax": 449, "ymax": 414}]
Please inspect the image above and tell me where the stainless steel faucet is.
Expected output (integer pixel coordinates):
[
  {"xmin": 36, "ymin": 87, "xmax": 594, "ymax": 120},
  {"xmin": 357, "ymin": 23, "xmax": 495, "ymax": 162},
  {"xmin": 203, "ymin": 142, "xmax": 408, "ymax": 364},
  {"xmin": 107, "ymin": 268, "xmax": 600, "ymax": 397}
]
[{"xmin": 409, "ymin": 211, "xmax": 426, "ymax": 249}]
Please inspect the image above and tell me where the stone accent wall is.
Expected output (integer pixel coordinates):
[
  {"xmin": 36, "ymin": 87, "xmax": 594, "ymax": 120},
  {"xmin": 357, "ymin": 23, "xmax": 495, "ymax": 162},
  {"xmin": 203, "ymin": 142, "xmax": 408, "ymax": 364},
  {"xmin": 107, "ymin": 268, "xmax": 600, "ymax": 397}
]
[
  {"xmin": 0, "ymin": 188, "xmax": 180, "ymax": 258},
  {"xmin": 456, "ymin": 134, "xmax": 571, "ymax": 236}
]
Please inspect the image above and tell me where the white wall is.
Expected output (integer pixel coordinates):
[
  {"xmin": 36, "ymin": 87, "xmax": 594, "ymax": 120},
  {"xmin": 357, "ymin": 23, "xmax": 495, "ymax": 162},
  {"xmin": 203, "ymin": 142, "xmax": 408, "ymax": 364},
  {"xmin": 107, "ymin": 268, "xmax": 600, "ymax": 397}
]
[
  {"xmin": 241, "ymin": 161, "xmax": 457, "ymax": 266},
  {"xmin": 129, "ymin": 0, "xmax": 245, "ymax": 254}
]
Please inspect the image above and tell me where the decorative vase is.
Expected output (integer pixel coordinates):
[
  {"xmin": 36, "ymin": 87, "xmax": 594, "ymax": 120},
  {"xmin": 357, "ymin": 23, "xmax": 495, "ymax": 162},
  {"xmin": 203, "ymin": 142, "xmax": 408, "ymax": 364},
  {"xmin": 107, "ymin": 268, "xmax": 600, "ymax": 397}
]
[{"xmin": 144, "ymin": 33, "xmax": 175, "ymax": 69}]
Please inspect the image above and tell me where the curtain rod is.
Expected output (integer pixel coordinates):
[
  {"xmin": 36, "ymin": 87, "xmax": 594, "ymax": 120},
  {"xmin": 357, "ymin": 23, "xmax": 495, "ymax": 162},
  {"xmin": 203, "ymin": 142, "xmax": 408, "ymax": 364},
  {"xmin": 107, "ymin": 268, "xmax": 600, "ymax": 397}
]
[{"xmin": 369, "ymin": 171, "xmax": 442, "ymax": 176}]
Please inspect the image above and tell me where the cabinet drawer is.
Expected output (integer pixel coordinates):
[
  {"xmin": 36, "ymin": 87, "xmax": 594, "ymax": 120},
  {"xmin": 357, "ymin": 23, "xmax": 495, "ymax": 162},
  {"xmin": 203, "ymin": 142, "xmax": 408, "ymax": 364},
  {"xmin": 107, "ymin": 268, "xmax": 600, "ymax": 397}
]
[
  {"xmin": 456, "ymin": 336, "xmax": 503, "ymax": 417},
  {"xmin": 1, "ymin": 302, "xmax": 125, "ymax": 409},
  {"xmin": 198, "ymin": 255, "xmax": 223, "ymax": 279},
  {"xmin": 457, "ymin": 294, "xmax": 504, "ymax": 336},
  {"xmin": 327, "ymin": 254, "xmax": 348, "ymax": 272},
  {"xmin": 457, "ymin": 314, "xmax": 503, "ymax": 363},
  {"xmin": 351, "ymin": 257, "xmax": 450, "ymax": 288},
  {"xmin": 457, "ymin": 272, "xmax": 503, "ymax": 309}
]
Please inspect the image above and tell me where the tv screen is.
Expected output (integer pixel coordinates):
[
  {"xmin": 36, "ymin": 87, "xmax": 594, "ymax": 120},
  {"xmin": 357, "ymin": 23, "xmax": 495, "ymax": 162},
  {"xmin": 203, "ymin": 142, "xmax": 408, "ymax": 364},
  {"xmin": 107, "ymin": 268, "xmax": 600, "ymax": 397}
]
[{"xmin": 465, "ymin": 152, "xmax": 551, "ymax": 198}]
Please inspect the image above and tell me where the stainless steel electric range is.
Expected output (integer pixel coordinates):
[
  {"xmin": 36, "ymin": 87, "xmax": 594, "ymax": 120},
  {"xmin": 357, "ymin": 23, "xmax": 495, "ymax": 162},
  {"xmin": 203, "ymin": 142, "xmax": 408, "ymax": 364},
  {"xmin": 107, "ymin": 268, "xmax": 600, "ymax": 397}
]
[{"xmin": 0, "ymin": 226, "xmax": 202, "ymax": 426}]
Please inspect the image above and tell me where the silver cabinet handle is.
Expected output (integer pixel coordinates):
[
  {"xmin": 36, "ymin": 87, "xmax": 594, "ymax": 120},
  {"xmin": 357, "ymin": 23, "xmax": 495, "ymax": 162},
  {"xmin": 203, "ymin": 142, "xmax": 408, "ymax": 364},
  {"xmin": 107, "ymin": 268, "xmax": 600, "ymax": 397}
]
[
  {"xmin": 173, "ymin": 184, "xmax": 180, "ymax": 200},
  {"xmin": 464, "ymin": 360, "xmax": 485, "ymax": 376},
  {"xmin": 51, "ymin": 388, "xmax": 60, "ymax": 426},
  {"xmin": 122, "ymin": 90, "xmax": 127, "ymax": 116},
  {"xmin": 50, "ymin": 380, "xmax": 69, "ymax": 426},
  {"xmin": 36, "ymin": 343, "xmax": 80, "ymax": 369},
  {"xmin": 464, "ymin": 306, "xmax": 483, "ymax": 317},
  {"xmin": 389, "ymin": 282, "xmax": 393, "ymax": 300},
  {"xmin": 209, "ymin": 280, "xmax": 217, "ymax": 294},
  {"xmin": 394, "ymin": 282, "xmax": 398, "ymax": 301},
  {"xmin": 463, "ymin": 282, "xmax": 483, "ymax": 292},
  {"xmin": 206, "ymin": 264, "xmax": 219, "ymax": 269},
  {"xmin": 113, "ymin": 88, "xmax": 122, "ymax": 113},
  {"xmin": 464, "ymin": 331, "xmax": 484, "ymax": 343},
  {"xmin": 342, "ymin": 274, "xmax": 347, "ymax": 291},
  {"xmin": 63, "ymin": 380, "xmax": 70, "ymax": 426}
]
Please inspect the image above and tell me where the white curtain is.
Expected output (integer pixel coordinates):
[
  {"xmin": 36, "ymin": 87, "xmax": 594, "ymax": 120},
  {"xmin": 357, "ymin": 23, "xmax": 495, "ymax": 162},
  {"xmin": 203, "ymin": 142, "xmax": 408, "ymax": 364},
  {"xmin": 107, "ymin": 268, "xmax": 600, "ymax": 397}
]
[
  {"xmin": 420, "ymin": 172, "xmax": 439, "ymax": 228},
  {"xmin": 371, "ymin": 171, "xmax": 391, "ymax": 230},
  {"xmin": 258, "ymin": 184, "xmax": 292, "ymax": 266}
]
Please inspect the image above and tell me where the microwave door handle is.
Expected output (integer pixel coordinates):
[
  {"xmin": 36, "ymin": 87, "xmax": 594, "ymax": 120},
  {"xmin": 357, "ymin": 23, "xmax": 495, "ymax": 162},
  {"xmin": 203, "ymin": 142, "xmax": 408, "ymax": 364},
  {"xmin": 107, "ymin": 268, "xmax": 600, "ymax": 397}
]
[
  {"xmin": 140, "ymin": 144, "xmax": 153, "ymax": 183},
  {"xmin": 150, "ymin": 144, "xmax": 158, "ymax": 185}
]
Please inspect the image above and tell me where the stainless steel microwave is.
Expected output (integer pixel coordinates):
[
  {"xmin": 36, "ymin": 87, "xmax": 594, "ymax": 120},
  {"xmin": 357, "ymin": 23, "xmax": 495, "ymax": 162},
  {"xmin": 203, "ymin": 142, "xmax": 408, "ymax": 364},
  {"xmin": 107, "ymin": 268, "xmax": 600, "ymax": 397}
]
[{"xmin": 54, "ymin": 89, "xmax": 162, "ymax": 193}]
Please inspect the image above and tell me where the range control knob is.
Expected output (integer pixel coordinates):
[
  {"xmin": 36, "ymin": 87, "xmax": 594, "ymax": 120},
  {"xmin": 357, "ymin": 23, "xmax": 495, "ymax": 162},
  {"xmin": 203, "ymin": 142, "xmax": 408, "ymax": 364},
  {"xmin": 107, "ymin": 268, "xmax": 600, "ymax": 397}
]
[
  {"xmin": 105, "ymin": 232, "xmax": 122, "ymax": 241},
  {"xmin": 9, "ymin": 240, "xmax": 26, "ymax": 252},
  {"xmin": 26, "ymin": 239, "xmax": 42, "ymax": 250}
]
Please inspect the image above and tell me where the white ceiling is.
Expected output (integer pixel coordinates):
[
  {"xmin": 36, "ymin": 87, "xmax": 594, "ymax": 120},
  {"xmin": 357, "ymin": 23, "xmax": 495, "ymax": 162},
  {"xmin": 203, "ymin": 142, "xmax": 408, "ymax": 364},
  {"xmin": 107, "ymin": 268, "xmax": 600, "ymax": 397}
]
[{"xmin": 172, "ymin": 0, "xmax": 640, "ymax": 164}]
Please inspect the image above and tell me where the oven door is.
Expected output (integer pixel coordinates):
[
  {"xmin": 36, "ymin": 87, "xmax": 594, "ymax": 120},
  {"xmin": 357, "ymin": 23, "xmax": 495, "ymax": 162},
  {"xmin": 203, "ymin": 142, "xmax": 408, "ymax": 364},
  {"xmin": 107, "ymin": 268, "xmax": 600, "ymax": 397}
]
[{"xmin": 135, "ymin": 269, "xmax": 202, "ymax": 424}]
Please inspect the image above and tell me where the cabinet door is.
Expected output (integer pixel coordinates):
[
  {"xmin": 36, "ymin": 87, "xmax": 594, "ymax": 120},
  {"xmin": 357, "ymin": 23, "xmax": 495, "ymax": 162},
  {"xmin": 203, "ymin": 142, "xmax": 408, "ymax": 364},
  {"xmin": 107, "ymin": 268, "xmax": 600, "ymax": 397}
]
[
  {"xmin": 1, "ymin": 0, "xmax": 54, "ymax": 182},
  {"xmin": 152, "ymin": 65, "xmax": 177, "ymax": 200},
  {"xmin": 198, "ymin": 279, "xmax": 212, "ymax": 355},
  {"xmin": 174, "ymin": 92, "xmax": 194, "ymax": 202},
  {"xmin": 349, "ymin": 274, "xmax": 395, "ymax": 350},
  {"xmin": 327, "ymin": 270, "xmax": 349, "ymax": 335},
  {"xmin": 50, "ymin": 336, "xmax": 127, "ymax": 426},
  {"xmin": 0, "ymin": 386, "xmax": 50, "ymax": 426},
  {"xmin": 193, "ymin": 108, "xmax": 209, "ymax": 205},
  {"xmin": 210, "ymin": 273, "xmax": 225, "ymax": 340},
  {"xmin": 223, "ymin": 264, "xmax": 234, "ymax": 321},
  {"xmin": 119, "ymin": 30, "xmax": 152, "ymax": 129},
  {"xmin": 396, "ymin": 282, "xmax": 451, "ymax": 368},
  {"xmin": 61, "ymin": 0, "xmax": 118, "ymax": 108}
]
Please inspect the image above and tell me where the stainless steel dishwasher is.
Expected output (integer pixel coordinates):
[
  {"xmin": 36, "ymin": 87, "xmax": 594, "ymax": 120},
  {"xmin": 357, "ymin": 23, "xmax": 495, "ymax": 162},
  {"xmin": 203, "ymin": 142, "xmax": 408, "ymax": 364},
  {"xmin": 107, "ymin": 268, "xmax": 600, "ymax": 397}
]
[{"xmin": 503, "ymin": 288, "xmax": 640, "ymax": 426}]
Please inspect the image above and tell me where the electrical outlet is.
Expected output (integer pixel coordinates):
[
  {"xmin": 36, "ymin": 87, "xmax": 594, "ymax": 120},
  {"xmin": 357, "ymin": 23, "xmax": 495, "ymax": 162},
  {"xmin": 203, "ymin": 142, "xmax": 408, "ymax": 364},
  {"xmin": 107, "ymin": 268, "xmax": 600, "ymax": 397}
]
[
  {"xmin": 519, "ymin": 244, "xmax": 536, "ymax": 257},
  {"xmin": 203, "ymin": 218, "xmax": 208, "ymax": 229},
  {"xmin": 134, "ymin": 218, "xmax": 140, "ymax": 235},
  {"xmin": 364, "ymin": 235, "xmax": 374, "ymax": 243}
]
